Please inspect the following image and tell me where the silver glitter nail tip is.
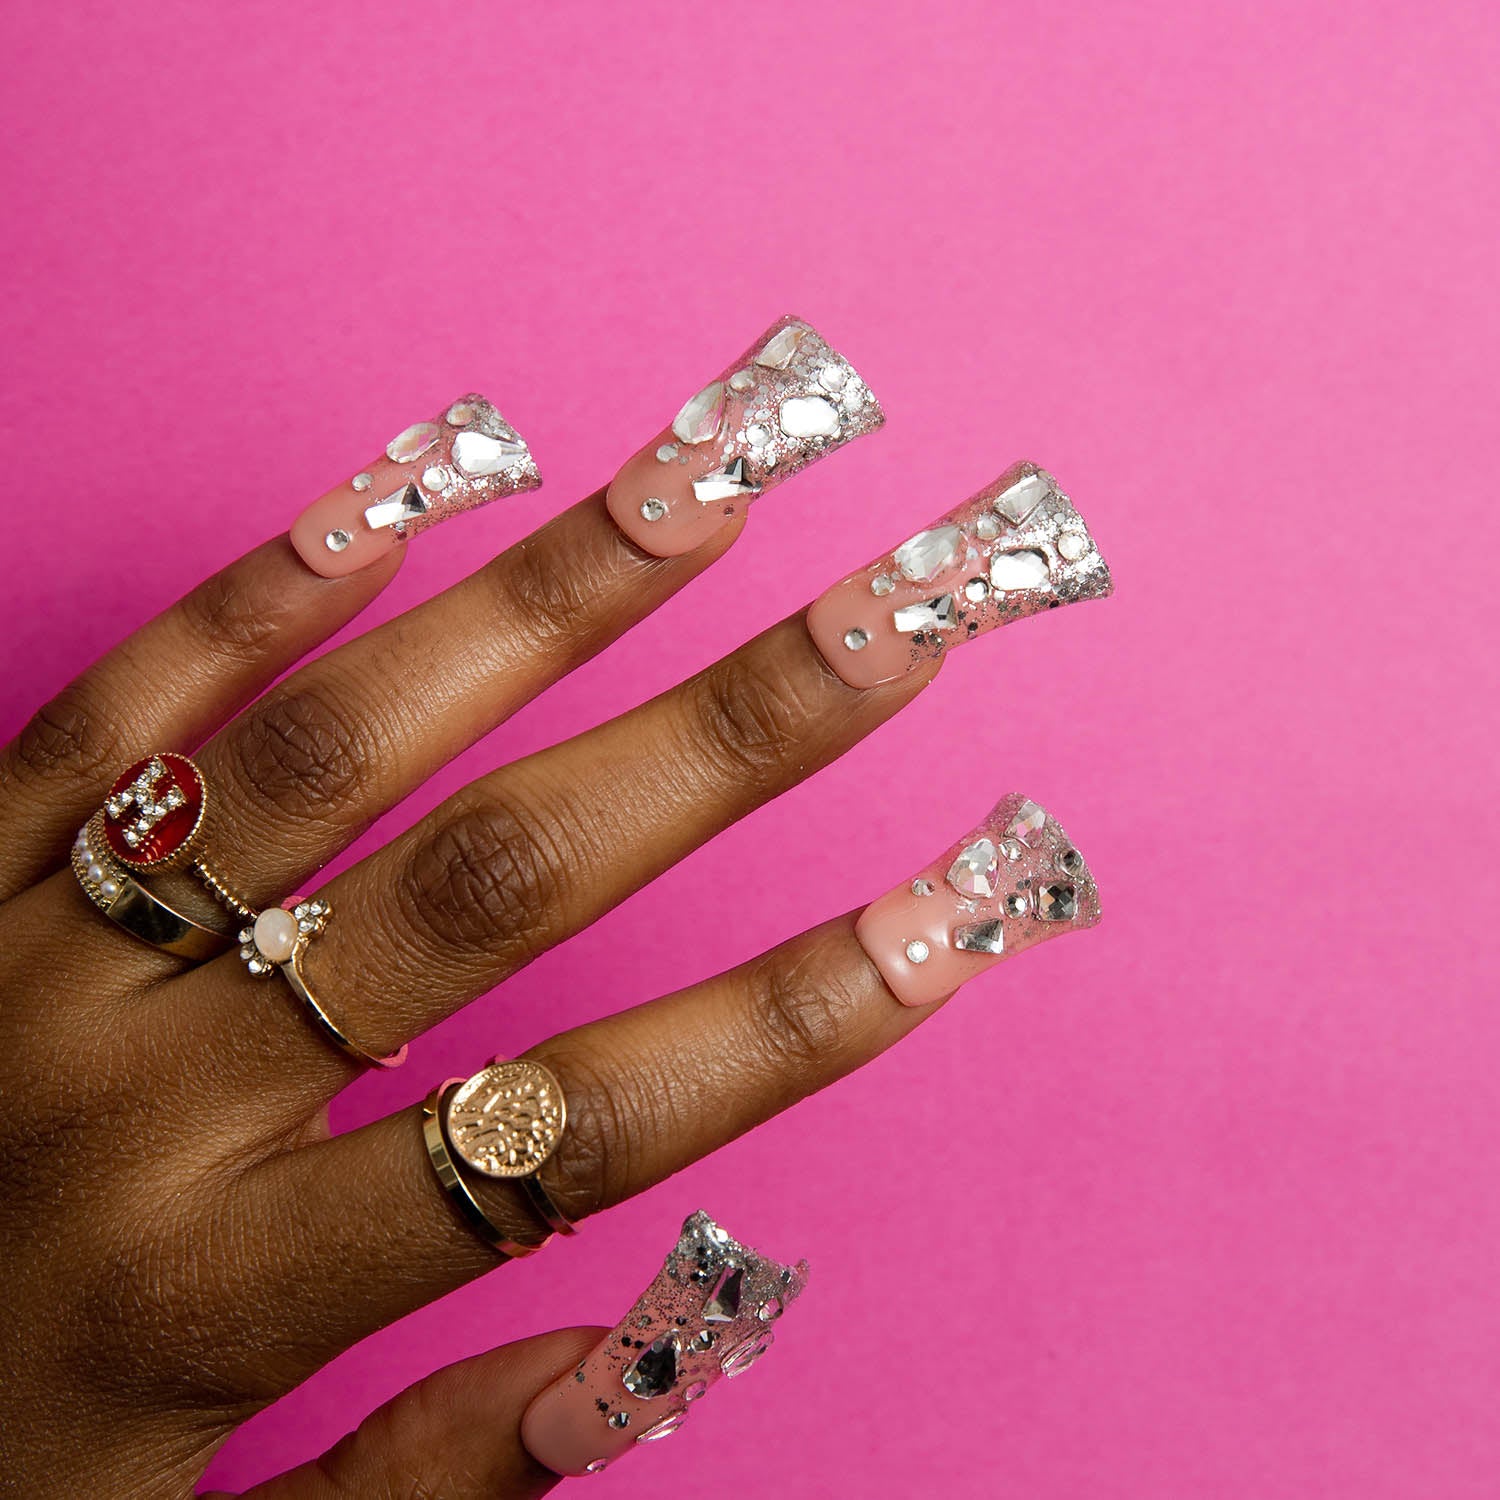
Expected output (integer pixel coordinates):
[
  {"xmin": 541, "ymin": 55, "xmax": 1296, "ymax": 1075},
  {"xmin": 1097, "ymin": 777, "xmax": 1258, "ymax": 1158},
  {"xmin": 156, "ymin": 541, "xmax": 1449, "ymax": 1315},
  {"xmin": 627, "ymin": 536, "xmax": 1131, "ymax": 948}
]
[{"xmin": 590, "ymin": 1212, "xmax": 808, "ymax": 1433}]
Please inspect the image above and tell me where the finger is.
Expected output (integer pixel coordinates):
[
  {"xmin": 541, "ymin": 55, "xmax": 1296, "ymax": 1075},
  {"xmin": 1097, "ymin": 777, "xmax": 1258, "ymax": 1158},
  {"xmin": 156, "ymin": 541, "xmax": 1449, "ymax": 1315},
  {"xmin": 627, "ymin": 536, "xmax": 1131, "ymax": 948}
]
[
  {"xmin": 225, "ymin": 796, "xmax": 1100, "ymax": 1377},
  {"xmin": 221, "ymin": 1327, "xmax": 598, "ymax": 1500},
  {"xmin": 188, "ymin": 316, "xmax": 883, "ymax": 912},
  {"xmin": 0, "ymin": 536, "xmax": 399, "ymax": 900},
  {"xmin": 198, "ymin": 462, "xmax": 1110, "ymax": 1084}
]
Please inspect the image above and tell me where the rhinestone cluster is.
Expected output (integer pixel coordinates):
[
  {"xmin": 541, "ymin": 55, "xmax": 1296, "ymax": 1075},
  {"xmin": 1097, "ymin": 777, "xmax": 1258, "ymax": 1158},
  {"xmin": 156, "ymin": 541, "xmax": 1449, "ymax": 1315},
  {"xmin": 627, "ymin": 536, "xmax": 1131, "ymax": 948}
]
[{"xmin": 576, "ymin": 1211, "xmax": 808, "ymax": 1470}]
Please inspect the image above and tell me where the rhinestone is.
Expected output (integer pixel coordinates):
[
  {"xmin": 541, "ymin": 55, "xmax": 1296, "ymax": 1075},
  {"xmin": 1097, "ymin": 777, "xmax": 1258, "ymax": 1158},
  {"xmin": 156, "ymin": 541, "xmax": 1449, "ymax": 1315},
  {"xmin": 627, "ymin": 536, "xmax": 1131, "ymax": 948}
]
[
  {"xmin": 445, "ymin": 401, "xmax": 476, "ymax": 426},
  {"xmin": 755, "ymin": 322, "xmax": 809, "ymax": 369},
  {"xmin": 818, "ymin": 363, "xmax": 847, "ymax": 390},
  {"xmin": 778, "ymin": 394, "xmax": 841, "ymax": 439},
  {"xmin": 842, "ymin": 628, "xmax": 869, "ymax": 652},
  {"xmin": 622, "ymin": 1333, "xmax": 680, "ymax": 1399},
  {"xmin": 640, "ymin": 498, "xmax": 667, "ymax": 522},
  {"xmin": 911, "ymin": 878, "xmax": 935, "ymax": 896},
  {"xmin": 892, "ymin": 594, "xmax": 957, "ymax": 633},
  {"xmin": 1004, "ymin": 892, "xmax": 1029, "ymax": 917},
  {"xmin": 421, "ymin": 466, "xmax": 448, "ymax": 492},
  {"xmin": 871, "ymin": 574, "xmax": 894, "ymax": 596},
  {"xmin": 954, "ymin": 919, "xmax": 1005, "ymax": 955},
  {"xmin": 386, "ymin": 422, "xmax": 440, "ymax": 464},
  {"xmin": 993, "ymin": 469, "xmax": 1053, "ymax": 523},
  {"xmin": 893, "ymin": 525, "xmax": 963, "ymax": 583},
  {"xmin": 843, "ymin": 384, "xmax": 865, "ymax": 411},
  {"xmin": 721, "ymin": 1332, "xmax": 774, "ymax": 1378},
  {"xmin": 351, "ymin": 472, "xmax": 373, "ymax": 492},
  {"xmin": 947, "ymin": 838, "xmax": 999, "ymax": 897},
  {"xmin": 247, "ymin": 958, "xmax": 268, "ymax": 975},
  {"xmin": 238, "ymin": 928, "xmax": 253, "ymax": 944},
  {"xmin": 607, "ymin": 1411, "xmax": 630, "ymax": 1430},
  {"xmin": 364, "ymin": 483, "xmax": 427, "ymax": 530},
  {"xmin": 672, "ymin": 380, "xmax": 727, "ymax": 444},
  {"xmin": 703, "ymin": 1265, "xmax": 744, "ymax": 1323},
  {"xmin": 636, "ymin": 1410, "xmax": 688, "ymax": 1443},
  {"xmin": 757, "ymin": 1295, "xmax": 784, "ymax": 1322},
  {"xmin": 1037, "ymin": 883, "xmax": 1078, "ymax": 922},
  {"xmin": 324, "ymin": 529, "xmax": 352, "ymax": 552},
  {"xmin": 905, "ymin": 940, "xmax": 930, "ymax": 964},
  {"xmin": 691, "ymin": 1328, "xmax": 716, "ymax": 1352},
  {"xmin": 1058, "ymin": 531, "xmax": 1089, "ymax": 561},
  {"xmin": 453, "ymin": 429, "xmax": 527, "ymax": 476},
  {"xmin": 964, "ymin": 577, "xmax": 990, "ymax": 602},
  {"xmin": 999, "ymin": 839, "xmax": 1024, "ymax": 862},
  {"xmin": 729, "ymin": 369, "xmax": 757, "ymax": 392},
  {"xmin": 745, "ymin": 422, "xmax": 771, "ymax": 447},
  {"xmin": 1058, "ymin": 847, "xmax": 1083, "ymax": 874},
  {"xmin": 585, "ymin": 1460, "xmax": 609, "ymax": 1473},
  {"xmin": 655, "ymin": 443, "xmax": 678, "ymax": 463},
  {"xmin": 684, "ymin": 1379, "xmax": 708, "ymax": 1402},
  {"xmin": 1006, "ymin": 800, "xmax": 1047, "ymax": 846},
  {"xmin": 989, "ymin": 549, "xmax": 1051, "ymax": 591},
  {"xmin": 692, "ymin": 457, "xmax": 759, "ymax": 503},
  {"xmin": 975, "ymin": 513, "xmax": 1001, "ymax": 540}
]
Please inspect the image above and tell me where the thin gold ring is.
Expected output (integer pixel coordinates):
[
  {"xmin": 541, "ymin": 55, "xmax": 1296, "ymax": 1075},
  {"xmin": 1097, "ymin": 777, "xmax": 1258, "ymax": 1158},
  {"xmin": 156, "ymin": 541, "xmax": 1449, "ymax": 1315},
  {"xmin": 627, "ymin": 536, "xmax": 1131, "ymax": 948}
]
[{"xmin": 422, "ymin": 1082, "xmax": 551, "ymax": 1258}]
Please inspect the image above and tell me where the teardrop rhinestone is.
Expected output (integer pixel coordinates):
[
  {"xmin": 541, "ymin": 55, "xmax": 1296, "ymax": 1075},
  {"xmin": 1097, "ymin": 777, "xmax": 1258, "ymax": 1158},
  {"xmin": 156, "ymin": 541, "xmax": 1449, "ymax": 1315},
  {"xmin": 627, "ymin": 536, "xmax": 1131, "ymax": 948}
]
[
  {"xmin": 671, "ymin": 381, "xmax": 727, "ymax": 444},
  {"xmin": 754, "ymin": 322, "xmax": 809, "ymax": 369},
  {"xmin": 386, "ymin": 422, "xmax": 440, "ymax": 464},
  {"xmin": 622, "ymin": 1333, "xmax": 680, "ymax": 1399},
  {"xmin": 703, "ymin": 1265, "xmax": 744, "ymax": 1323},
  {"xmin": 946, "ymin": 838, "xmax": 999, "ymax": 897},
  {"xmin": 452, "ymin": 429, "xmax": 527, "ymax": 476},
  {"xmin": 1005, "ymin": 800, "xmax": 1048, "ymax": 846}
]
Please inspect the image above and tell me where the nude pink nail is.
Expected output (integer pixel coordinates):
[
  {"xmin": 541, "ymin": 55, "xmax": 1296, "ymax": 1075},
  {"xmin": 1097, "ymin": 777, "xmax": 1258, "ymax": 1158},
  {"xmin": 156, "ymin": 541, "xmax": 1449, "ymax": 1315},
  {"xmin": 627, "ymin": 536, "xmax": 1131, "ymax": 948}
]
[
  {"xmin": 855, "ymin": 793, "xmax": 1101, "ymax": 1008},
  {"xmin": 289, "ymin": 395, "xmax": 541, "ymax": 577},
  {"xmin": 520, "ymin": 1211, "xmax": 807, "ymax": 1478},
  {"xmin": 806, "ymin": 463, "xmax": 1112, "ymax": 688},
  {"xmin": 605, "ymin": 315, "xmax": 884, "ymax": 558}
]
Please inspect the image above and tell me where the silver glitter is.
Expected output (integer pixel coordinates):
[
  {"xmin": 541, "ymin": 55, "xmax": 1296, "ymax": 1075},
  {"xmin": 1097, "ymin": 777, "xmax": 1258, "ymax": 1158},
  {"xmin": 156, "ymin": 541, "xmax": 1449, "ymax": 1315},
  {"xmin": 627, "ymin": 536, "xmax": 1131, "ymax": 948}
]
[{"xmin": 324, "ymin": 528, "xmax": 351, "ymax": 552}]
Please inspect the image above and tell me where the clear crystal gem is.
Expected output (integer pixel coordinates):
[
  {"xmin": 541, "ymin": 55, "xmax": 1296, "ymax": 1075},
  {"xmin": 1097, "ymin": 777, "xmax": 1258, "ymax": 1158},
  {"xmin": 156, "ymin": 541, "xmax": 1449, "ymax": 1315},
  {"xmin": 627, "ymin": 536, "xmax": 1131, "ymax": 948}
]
[
  {"xmin": 999, "ymin": 839, "xmax": 1024, "ymax": 862},
  {"xmin": 1037, "ymin": 883, "xmax": 1078, "ymax": 922},
  {"xmin": 1004, "ymin": 892, "xmax": 1029, "ymax": 917},
  {"xmin": 757, "ymin": 1295, "xmax": 783, "ymax": 1322},
  {"xmin": 871, "ymin": 574, "xmax": 894, "ymax": 596},
  {"xmin": 843, "ymin": 628, "xmax": 869, "ymax": 651},
  {"xmin": 912, "ymin": 878, "xmax": 935, "ymax": 896},
  {"xmin": 640, "ymin": 498, "xmax": 667, "ymax": 522},
  {"xmin": 672, "ymin": 380, "xmax": 727, "ymax": 444},
  {"xmin": 692, "ymin": 457, "xmax": 759, "ymax": 503},
  {"xmin": 989, "ymin": 549, "xmax": 1051, "ymax": 591},
  {"xmin": 893, "ymin": 525, "xmax": 963, "ymax": 583},
  {"xmin": 755, "ymin": 322, "xmax": 809, "ymax": 369},
  {"xmin": 324, "ymin": 529, "xmax": 351, "ymax": 552},
  {"xmin": 964, "ymin": 577, "xmax": 990, "ymax": 602},
  {"xmin": 386, "ymin": 421, "xmax": 440, "ymax": 464},
  {"xmin": 636, "ymin": 1410, "xmax": 688, "ymax": 1443},
  {"xmin": 622, "ymin": 1333, "xmax": 680, "ymax": 1399},
  {"xmin": 779, "ymin": 395, "xmax": 841, "ymax": 439},
  {"xmin": 745, "ymin": 422, "xmax": 771, "ymax": 447},
  {"xmin": 954, "ymin": 919, "xmax": 1005, "ymax": 955},
  {"xmin": 947, "ymin": 838, "xmax": 999, "ymax": 897},
  {"xmin": 1058, "ymin": 531, "xmax": 1089, "ymax": 561},
  {"xmin": 721, "ymin": 1332, "xmax": 774, "ymax": 1378},
  {"xmin": 585, "ymin": 1460, "xmax": 609, "ymax": 1473},
  {"xmin": 684, "ymin": 1379, "xmax": 708, "ymax": 1402},
  {"xmin": 453, "ymin": 429, "xmax": 526, "ymax": 476},
  {"xmin": 421, "ymin": 466, "xmax": 448, "ymax": 492},
  {"xmin": 1058, "ymin": 847, "xmax": 1083, "ymax": 873},
  {"xmin": 364, "ymin": 483, "xmax": 427, "ymax": 529},
  {"xmin": 976, "ymin": 513, "xmax": 1001, "ymax": 540},
  {"xmin": 445, "ymin": 401, "xmax": 476, "ymax": 426},
  {"xmin": 818, "ymin": 363, "xmax": 847, "ymax": 390},
  {"xmin": 703, "ymin": 1265, "xmax": 744, "ymax": 1323},
  {"xmin": 351, "ymin": 472, "xmax": 372, "ymax": 492},
  {"xmin": 655, "ymin": 443, "xmax": 678, "ymax": 463},
  {"xmin": 729, "ymin": 369, "xmax": 757, "ymax": 392},
  {"xmin": 892, "ymin": 594, "xmax": 957, "ymax": 633},
  {"xmin": 905, "ymin": 940, "xmax": 930, "ymax": 963},
  {"xmin": 993, "ymin": 470, "xmax": 1053, "ymax": 523},
  {"xmin": 1006, "ymin": 800, "xmax": 1047, "ymax": 845},
  {"xmin": 607, "ymin": 1411, "xmax": 630, "ymax": 1429}
]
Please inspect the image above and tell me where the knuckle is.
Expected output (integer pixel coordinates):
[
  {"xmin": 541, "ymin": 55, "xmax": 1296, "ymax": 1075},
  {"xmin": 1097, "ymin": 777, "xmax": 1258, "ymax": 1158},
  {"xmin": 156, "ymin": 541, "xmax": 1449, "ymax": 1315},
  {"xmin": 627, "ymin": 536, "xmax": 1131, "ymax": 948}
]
[
  {"xmin": 500, "ymin": 529, "xmax": 602, "ymax": 634},
  {"xmin": 745, "ymin": 944, "xmax": 853, "ymax": 1071},
  {"xmin": 181, "ymin": 564, "xmax": 290, "ymax": 664},
  {"xmin": 226, "ymin": 681, "xmax": 371, "ymax": 821},
  {"xmin": 687, "ymin": 648, "xmax": 814, "ymax": 790},
  {"xmin": 397, "ymin": 792, "xmax": 568, "ymax": 958},
  {"xmin": 530, "ymin": 1045, "xmax": 646, "ymax": 1221},
  {"xmin": 9, "ymin": 682, "xmax": 123, "ymax": 784}
]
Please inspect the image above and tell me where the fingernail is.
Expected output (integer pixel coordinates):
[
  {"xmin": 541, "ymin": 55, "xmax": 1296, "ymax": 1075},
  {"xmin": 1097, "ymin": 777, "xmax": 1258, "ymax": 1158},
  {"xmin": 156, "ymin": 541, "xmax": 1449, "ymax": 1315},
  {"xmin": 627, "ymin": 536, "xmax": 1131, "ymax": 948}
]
[
  {"xmin": 855, "ymin": 793, "xmax": 1101, "ymax": 1007},
  {"xmin": 806, "ymin": 463, "xmax": 1112, "ymax": 688},
  {"xmin": 605, "ymin": 315, "xmax": 884, "ymax": 558},
  {"xmin": 289, "ymin": 396, "xmax": 541, "ymax": 577},
  {"xmin": 520, "ymin": 1211, "xmax": 808, "ymax": 1477}
]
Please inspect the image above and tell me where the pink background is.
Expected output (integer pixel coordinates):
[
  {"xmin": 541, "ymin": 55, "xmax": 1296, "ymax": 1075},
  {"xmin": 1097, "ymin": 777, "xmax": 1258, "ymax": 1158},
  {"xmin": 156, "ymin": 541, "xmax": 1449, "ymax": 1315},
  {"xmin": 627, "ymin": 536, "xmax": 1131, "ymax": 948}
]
[{"xmin": 4, "ymin": 2, "xmax": 1497, "ymax": 1495}]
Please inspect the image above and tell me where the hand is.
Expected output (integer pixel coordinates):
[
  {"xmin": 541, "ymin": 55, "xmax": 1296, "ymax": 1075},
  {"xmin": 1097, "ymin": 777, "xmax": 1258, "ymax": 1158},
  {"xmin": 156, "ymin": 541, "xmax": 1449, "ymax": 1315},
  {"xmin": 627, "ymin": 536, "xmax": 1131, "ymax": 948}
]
[{"xmin": 0, "ymin": 319, "xmax": 1110, "ymax": 1497}]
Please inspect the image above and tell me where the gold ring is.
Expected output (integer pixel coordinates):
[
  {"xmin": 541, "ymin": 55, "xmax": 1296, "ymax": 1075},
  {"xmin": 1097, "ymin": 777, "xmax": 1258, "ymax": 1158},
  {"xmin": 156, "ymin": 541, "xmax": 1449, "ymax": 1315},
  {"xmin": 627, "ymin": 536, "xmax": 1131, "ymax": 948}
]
[
  {"xmin": 72, "ymin": 814, "xmax": 232, "ymax": 960},
  {"xmin": 238, "ymin": 898, "xmax": 407, "ymax": 1070},
  {"xmin": 423, "ymin": 1058, "xmax": 576, "ymax": 1255}
]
